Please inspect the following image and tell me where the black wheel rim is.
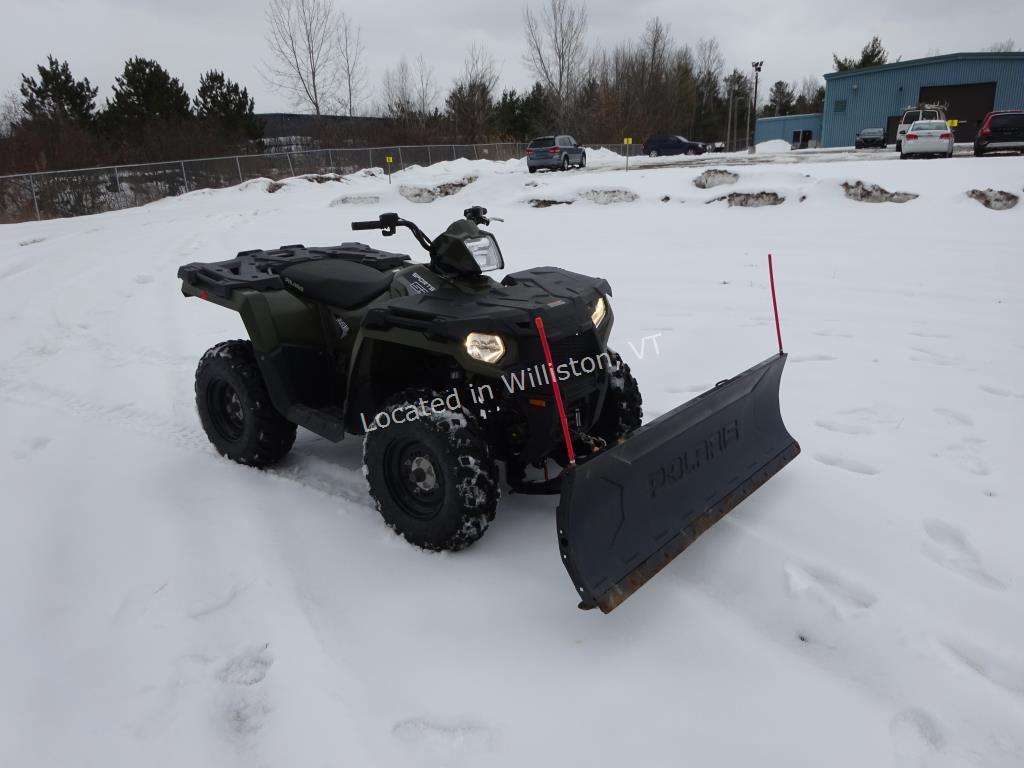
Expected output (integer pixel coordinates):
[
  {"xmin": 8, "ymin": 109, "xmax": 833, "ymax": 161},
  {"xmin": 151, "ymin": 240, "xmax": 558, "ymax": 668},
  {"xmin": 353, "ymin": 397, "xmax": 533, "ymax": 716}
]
[
  {"xmin": 384, "ymin": 439, "xmax": 446, "ymax": 521},
  {"xmin": 206, "ymin": 379, "xmax": 246, "ymax": 441}
]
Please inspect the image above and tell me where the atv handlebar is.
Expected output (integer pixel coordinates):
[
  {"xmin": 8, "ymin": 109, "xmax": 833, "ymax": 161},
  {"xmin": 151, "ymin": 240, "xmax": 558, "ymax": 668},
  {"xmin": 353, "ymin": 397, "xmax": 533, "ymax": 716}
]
[
  {"xmin": 350, "ymin": 213, "xmax": 433, "ymax": 251},
  {"xmin": 349, "ymin": 206, "xmax": 500, "ymax": 252}
]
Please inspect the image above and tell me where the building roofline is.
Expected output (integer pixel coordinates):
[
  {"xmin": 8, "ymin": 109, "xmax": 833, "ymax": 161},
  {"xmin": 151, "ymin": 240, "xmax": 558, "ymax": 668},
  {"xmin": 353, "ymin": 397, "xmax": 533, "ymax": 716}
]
[
  {"xmin": 756, "ymin": 112, "xmax": 822, "ymax": 122},
  {"xmin": 824, "ymin": 51, "xmax": 1024, "ymax": 80}
]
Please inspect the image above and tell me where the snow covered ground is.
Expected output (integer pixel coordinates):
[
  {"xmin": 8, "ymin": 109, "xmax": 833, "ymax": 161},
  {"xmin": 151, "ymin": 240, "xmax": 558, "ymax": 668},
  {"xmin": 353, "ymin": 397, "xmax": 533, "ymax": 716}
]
[{"xmin": 1, "ymin": 152, "xmax": 1022, "ymax": 768}]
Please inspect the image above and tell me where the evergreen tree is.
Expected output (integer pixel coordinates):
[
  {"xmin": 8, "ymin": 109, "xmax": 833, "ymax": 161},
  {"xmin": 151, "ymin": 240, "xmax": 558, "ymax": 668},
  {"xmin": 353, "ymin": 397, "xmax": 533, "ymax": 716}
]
[
  {"xmin": 766, "ymin": 80, "xmax": 795, "ymax": 116},
  {"xmin": 193, "ymin": 70, "xmax": 263, "ymax": 142},
  {"xmin": 19, "ymin": 56, "xmax": 98, "ymax": 124},
  {"xmin": 493, "ymin": 84, "xmax": 552, "ymax": 140},
  {"xmin": 833, "ymin": 36, "xmax": 891, "ymax": 71},
  {"xmin": 104, "ymin": 57, "xmax": 191, "ymax": 134}
]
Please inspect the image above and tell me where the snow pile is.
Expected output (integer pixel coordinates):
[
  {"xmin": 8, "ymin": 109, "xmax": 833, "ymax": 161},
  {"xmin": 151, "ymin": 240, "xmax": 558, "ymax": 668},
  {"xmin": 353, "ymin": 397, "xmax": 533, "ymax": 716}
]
[
  {"xmin": 967, "ymin": 188, "xmax": 1019, "ymax": 210},
  {"xmin": 581, "ymin": 146, "xmax": 631, "ymax": 167},
  {"xmin": 399, "ymin": 175, "xmax": 478, "ymax": 203},
  {"xmin": 579, "ymin": 188, "xmax": 638, "ymax": 204},
  {"xmin": 709, "ymin": 190, "xmax": 785, "ymax": 207},
  {"xmin": 330, "ymin": 194, "xmax": 382, "ymax": 206},
  {"xmin": 842, "ymin": 180, "xmax": 919, "ymax": 204},
  {"xmin": 1, "ymin": 150, "xmax": 1023, "ymax": 768},
  {"xmin": 756, "ymin": 139, "xmax": 793, "ymax": 154},
  {"xmin": 693, "ymin": 169, "xmax": 739, "ymax": 189}
]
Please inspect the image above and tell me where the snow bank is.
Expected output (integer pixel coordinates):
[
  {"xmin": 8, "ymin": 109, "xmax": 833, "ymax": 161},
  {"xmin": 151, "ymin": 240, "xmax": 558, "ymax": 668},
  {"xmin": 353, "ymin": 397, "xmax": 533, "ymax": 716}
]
[{"xmin": 756, "ymin": 139, "xmax": 793, "ymax": 154}]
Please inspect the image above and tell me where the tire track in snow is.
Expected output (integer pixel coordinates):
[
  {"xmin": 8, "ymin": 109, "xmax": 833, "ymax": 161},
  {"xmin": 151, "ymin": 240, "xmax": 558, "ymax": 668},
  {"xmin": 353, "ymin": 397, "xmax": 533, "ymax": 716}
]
[{"xmin": 0, "ymin": 376, "xmax": 376, "ymax": 511}]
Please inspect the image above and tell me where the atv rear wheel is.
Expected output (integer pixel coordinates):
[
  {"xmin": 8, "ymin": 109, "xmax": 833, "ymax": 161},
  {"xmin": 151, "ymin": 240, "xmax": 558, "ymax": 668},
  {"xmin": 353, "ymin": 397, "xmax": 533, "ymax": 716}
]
[
  {"xmin": 195, "ymin": 340, "xmax": 297, "ymax": 467},
  {"xmin": 363, "ymin": 390, "xmax": 499, "ymax": 551},
  {"xmin": 591, "ymin": 349, "xmax": 643, "ymax": 444}
]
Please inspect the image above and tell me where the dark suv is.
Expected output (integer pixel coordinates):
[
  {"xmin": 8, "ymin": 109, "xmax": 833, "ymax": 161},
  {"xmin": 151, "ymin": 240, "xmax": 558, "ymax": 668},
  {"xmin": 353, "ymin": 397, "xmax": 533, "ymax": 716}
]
[
  {"xmin": 855, "ymin": 128, "xmax": 886, "ymax": 149},
  {"xmin": 974, "ymin": 110, "xmax": 1024, "ymax": 156},
  {"xmin": 641, "ymin": 135, "xmax": 705, "ymax": 157},
  {"xmin": 526, "ymin": 135, "xmax": 586, "ymax": 173}
]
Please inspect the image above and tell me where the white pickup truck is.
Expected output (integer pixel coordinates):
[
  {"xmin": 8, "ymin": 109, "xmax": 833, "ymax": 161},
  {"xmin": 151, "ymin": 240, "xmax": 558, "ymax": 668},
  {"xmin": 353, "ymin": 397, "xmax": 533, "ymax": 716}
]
[{"xmin": 895, "ymin": 105, "xmax": 946, "ymax": 152}]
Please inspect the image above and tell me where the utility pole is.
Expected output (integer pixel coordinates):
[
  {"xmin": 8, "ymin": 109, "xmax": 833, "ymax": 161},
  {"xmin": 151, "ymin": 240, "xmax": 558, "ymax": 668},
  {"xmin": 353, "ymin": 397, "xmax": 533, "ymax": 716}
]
[
  {"xmin": 748, "ymin": 60, "xmax": 763, "ymax": 153},
  {"xmin": 725, "ymin": 84, "xmax": 733, "ymax": 151},
  {"xmin": 733, "ymin": 95, "xmax": 741, "ymax": 152}
]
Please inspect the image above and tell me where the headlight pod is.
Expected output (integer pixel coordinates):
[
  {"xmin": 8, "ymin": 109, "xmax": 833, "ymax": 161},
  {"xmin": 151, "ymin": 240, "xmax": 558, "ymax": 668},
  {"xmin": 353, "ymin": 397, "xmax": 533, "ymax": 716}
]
[
  {"xmin": 465, "ymin": 332, "xmax": 506, "ymax": 364},
  {"xmin": 591, "ymin": 295, "xmax": 608, "ymax": 326},
  {"xmin": 464, "ymin": 235, "xmax": 504, "ymax": 273}
]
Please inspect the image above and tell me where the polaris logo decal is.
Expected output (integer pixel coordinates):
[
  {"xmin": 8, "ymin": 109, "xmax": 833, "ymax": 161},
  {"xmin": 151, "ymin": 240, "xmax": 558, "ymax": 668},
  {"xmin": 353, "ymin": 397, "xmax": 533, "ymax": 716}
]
[
  {"xmin": 648, "ymin": 419, "xmax": 740, "ymax": 498},
  {"xmin": 283, "ymin": 276, "xmax": 304, "ymax": 292}
]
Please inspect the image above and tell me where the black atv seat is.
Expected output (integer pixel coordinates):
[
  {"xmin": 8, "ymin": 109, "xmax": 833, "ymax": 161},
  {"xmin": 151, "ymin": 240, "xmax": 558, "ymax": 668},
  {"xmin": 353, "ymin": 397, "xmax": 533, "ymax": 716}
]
[{"xmin": 277, "ymin": 259, "xmax": 393, "ymax": 308}]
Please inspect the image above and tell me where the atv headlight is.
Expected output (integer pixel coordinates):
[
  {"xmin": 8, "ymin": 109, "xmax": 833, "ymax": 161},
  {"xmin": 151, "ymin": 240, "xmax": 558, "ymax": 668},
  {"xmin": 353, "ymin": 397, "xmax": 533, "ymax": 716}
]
[
  {"xmin": 465, "ymin": 332, "xmax": 506, "ymax": 364},
  {"xmin": 464, "ymin": 235, "xmax": 504, "ymax": 273},
  {"xmin": 591, "ymin": 295, "xmax": 608, "ymax": 326}
]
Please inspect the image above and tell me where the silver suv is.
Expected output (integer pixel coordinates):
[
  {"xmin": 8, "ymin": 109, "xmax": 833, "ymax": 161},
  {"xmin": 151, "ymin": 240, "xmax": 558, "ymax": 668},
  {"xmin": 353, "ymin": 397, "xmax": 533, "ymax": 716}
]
[{"xmin": 526, "ymin": 135, "xmax": 586, "ymax": 173}]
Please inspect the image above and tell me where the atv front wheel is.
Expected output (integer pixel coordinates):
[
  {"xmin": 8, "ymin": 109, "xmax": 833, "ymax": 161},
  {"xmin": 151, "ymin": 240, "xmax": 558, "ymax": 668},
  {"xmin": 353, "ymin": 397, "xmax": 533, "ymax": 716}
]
[
  {"xmin": 195, "ymin": 340, "xmax": 297, "ymax": 467},
  {"xmin": 591, "ymin": 349, "xmax": 643, "ymax": 444},
  {"xmin": 363, "ymin": 390, "xmax": 499, "ymax": 551}
]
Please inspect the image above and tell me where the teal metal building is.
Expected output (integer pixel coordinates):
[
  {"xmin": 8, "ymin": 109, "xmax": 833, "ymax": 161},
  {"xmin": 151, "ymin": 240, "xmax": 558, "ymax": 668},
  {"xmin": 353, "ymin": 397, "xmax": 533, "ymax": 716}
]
[
  {"xmin": 754, "ymin": 52, "xmax": 1024, "ymax": 148},
  {"xmin": 822, "ymin": 52, "xmax": 1024, "ymax": 146},
  {"xmin": 754, "ymin": 113, "xmax": 824, "ymax": 146}
]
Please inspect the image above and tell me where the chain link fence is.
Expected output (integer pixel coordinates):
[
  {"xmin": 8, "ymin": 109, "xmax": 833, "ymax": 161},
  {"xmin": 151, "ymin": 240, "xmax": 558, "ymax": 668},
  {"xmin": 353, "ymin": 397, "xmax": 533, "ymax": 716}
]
[{"xmin": 0, "ymin": 142, "xmax": 544, "ymax": 224}]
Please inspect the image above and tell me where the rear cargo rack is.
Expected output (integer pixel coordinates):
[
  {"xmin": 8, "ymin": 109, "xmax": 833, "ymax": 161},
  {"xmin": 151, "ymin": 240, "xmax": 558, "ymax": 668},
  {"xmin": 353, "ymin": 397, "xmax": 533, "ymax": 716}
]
[{"xmin": 178, "ymin": 243, "xmax": 410, "ymax": 299}]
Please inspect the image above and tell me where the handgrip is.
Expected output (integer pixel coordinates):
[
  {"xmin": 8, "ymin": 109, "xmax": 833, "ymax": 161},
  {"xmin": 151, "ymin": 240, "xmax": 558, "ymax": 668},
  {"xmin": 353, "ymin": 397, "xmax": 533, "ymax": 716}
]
[{"xmin": 351, "ymin": 220, "xmax": 380, "ymax": 230}]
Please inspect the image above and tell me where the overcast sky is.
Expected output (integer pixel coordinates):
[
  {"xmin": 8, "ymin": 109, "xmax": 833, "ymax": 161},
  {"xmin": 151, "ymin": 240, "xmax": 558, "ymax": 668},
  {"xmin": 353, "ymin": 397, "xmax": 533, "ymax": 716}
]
[{"xmin": 3, "ymin": 0, "xmax": 1019, "ymax": 114}]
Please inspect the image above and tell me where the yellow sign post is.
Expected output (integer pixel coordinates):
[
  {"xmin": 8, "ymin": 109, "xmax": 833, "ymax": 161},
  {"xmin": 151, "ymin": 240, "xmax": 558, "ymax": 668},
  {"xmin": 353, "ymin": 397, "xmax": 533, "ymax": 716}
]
[
  {"xmin": 623, "ymin": 138, "xmax": 633, "ymax": 171},
  {"xmin": 385, "ymin": 155, "xmax": 394, "ymax": 183}
]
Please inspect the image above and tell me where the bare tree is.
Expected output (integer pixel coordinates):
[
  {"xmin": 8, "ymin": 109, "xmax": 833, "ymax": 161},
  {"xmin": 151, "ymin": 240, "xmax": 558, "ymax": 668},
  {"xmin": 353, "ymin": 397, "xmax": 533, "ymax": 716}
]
[
  {"xmin": 691, "ymin": 37, "xmax": 724, "ymax": 136},
  {"xmin": 985, "ymin": 39, "xmax": 1017, "ymax": 52},
  {"xmin": 462, "ymin": 43, "xmax": 500, "ymax": 94},
  {"xmin": 0, "ymin": 91, "xmax": 24, "ymax": 137},
  {"xmin": 338, "ymin": 11, "xmax": 366, "ymax": 117},
  {"xmin": 447, "ymin": 43, "xmax": 501, "ymax": 141},
  {"xmin": 262, "ymin": 0, "xmax": 342, "ymax": 115},
  {"xmin": 381, "ymin": 57, "xmax": 413, "ymax": 120},
  {"xmin": 694, "ymin": 37, "xmax": 724, "ymax": 98},
  {"xmin": 412, "ymin": 54, "xmax": 439, "ymax": 117},
  {"xmin": 522, "ymin": 0, "xmax": 588, "ymax": 123}
]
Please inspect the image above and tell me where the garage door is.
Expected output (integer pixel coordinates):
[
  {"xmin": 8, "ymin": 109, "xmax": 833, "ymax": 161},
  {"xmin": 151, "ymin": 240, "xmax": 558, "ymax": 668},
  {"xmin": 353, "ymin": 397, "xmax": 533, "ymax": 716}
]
[{"xmin": 918, "ymin": 82, "xmax": 997, "ymax": 142}]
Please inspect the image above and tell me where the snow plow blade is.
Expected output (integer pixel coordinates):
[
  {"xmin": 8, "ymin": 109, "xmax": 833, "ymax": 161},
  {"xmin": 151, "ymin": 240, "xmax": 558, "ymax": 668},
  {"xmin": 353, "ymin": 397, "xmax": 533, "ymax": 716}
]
[{"xmin": 557, "ymin": 353, "xmax": 799, "ymax": 613}]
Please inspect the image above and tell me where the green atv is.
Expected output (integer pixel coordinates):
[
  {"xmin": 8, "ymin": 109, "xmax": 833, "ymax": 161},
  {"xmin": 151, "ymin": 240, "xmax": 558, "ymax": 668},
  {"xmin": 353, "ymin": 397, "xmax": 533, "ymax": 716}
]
[{"xmin": 178, "ymin": 206, "xmax": 799, "ymax": 612}]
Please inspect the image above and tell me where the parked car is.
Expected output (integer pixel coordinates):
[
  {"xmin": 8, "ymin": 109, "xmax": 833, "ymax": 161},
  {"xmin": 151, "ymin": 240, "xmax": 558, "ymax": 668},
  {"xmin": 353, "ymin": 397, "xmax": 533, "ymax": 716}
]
[
  {"xmin": 895, "ymin": 105, "xmax": 946, "ymax": 152},
  {"xmin": 974, "ymin": 110, "xmax": 1024, "ymax": 156},
  {"xmin": 641, "ymin": 135, "xmax": 706, "ymax": 157},
  {"xmin": 526, "ymin": 135, "xmax": 586, "ymax": 173},
  {"xmin": 900, "ymin": 120, "xmax": 954, "ymax": 159},
  {"xmin": 854, "ymin": 128, "xmax": 886, "ymax": 149}
]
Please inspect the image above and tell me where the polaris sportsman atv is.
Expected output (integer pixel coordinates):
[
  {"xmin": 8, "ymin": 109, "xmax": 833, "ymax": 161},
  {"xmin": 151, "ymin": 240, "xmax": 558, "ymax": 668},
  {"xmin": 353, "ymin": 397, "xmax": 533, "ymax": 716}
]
[{"xmin": 178, "ymin": 206, "xmax": 799, "ymax": 612}]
